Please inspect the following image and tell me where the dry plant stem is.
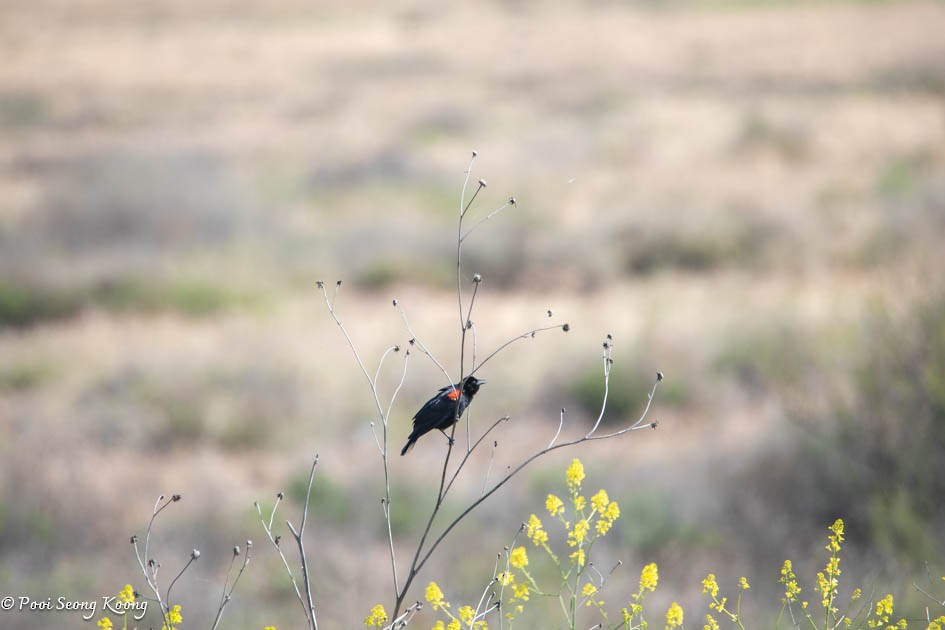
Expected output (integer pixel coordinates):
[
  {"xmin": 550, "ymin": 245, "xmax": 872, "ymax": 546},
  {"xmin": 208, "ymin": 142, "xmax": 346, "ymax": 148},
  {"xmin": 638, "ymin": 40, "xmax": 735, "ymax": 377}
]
[
  {"xmin": 388, "ymin": 600, "xmax": 423, "ymax": 629},
  {"xmin": 456, "ymin": 152, "xmax": 479, "ymax": 331},
  {"xmin": 460, "ymin": 200, "xmax": 512, "ymax": 243},
  {"xmin": 285, "ymin": 453, "xmax": 320, "ymax": 630},
  {"xmin": 396, "ymin": 302, "xmax": 454, "ymax": 385},
  {"xmin": 254, "ymin": 497, "xmax": 309, "ymax": 620},
  {"xmin": 915, "ymin": 582, "xmax": 945, "ymax": 607},
  {"xmin": 471, "ymin": 323, "xmax": 568, "ymax": 376},
  {"xmin": 132, "ymin": 495, "xmax": 177, "ymax": 618},
  {"xmin": 164, "ymin": 553, "xmax": 197, "ymax": 612},
  {"xmin": 320, "ymin": 283, "xmax": 408, "ymax": 596},
  {"xmin": 210, "ymin": 543, "xmax": 252, "ymax": 630}
]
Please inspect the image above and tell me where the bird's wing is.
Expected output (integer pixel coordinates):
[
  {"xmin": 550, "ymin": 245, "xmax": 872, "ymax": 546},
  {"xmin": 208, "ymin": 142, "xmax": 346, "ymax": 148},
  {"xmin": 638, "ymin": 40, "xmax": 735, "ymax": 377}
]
[{"xmin": 413, "ymin": 393, "xmax": 448, "ymax": 423}]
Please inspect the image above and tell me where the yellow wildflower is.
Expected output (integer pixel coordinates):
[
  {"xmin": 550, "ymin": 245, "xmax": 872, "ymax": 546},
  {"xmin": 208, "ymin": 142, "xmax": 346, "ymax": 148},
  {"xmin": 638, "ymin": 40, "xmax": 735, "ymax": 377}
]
[
  {"xmin": 875, "ymin": 594, "xmax": 893, "ymax": 622},
  {"xmin": 738, "ymin": 576, "xmax": 750, "ymax": 590},
  {"xmin": 118, "ymin": 584, "xmax": 135, "ymax": 603},
  {"xmin": 574, "ymin": 495, "xmax": 586, "ymax": 511},
  {"xmin": 582, "ymin": 583, "xmax": 598, "ymax": 597},
  {"xmin": 264, "ymin": 627, "xmax": 276, "ymax": 630},
  {"xmin": 546, "ymin": 494, "xmax": 564, "ymax": 517},
  {"xmin": 591, "ymin": 489, "xmax": 609, "ymax": 512},
  {"xmin": 459, "ymin": 605, "xmax": 475, "ymax": 625},
  {"xmin": 665, "ymin": 602, "xmax": 684, "ymax": 629},
  {"xmin": 605, "ymin": 500, "xmax": 620, "ymax": 521},
  {"xmin": 568, "ymin": 519, "xmax": 589, "ymax": 546},
  {"xmin": 570, "ymin": 548, "xmax": 586, "ymax": 567},
  {"xmin": 497, "ymin": 571, "xmax": 514, "ymax": 586},
  {"xmin": 826, "ymin": 518, "xmax": 845, "ymax": 553},
  {"xmin": 447, "ymin": 620, "xmax": 460, "ymax": 630},
  {"xmin": 595, "ymin": 517, "xmax": 613, "ymax": 535},
  {"xmin": 426, "ymin": 582, "xmax": 448, "ymax": 611},
  {"xmin": 363, "ymin": 604, "xmax": 387, "ymax": 627},
  {"xmin": 639, "ymin": 562, "xmax": 659, "ymax": 593},
  {"xmin": 432, "ymin": 622, "xmax": 445, "ymax": 630},
  {"xmin": 566, "ymin": 458, "xmax": 585, "ymax": 491},
  {"xmin": 702, "ymin": 573, "xmax": 719, "ymax": 598},
  {"xmin": 780, "ymin": 560, "xmax": 801, "ymax": 602},
  {"xmin": 704, "ymin": 613, "xmax": 720, "ymax": 630},
  {"xmin": 512, "ymin": 582, "xmax": 530, "ymax": 601},
  {"xmin": 525, "ymin": 514, "xmax": 548, "ymax": 546},
  {"xmin": 163, "ymin": 604, "xmax": 183, "ymax": 630},
  {"xmin": 509, "ymin": 546, "xmax": 528, "ymax": 570},
  {"xmin": 97, "ymin": 619, "xmax": 113, "ymax": 630}
]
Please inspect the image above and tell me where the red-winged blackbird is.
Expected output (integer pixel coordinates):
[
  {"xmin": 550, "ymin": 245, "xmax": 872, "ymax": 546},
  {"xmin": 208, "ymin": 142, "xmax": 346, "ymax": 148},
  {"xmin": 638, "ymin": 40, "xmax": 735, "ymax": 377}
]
[{"xmin": 400, "ymin": 376, "xmax": 485, "ymax": 456}]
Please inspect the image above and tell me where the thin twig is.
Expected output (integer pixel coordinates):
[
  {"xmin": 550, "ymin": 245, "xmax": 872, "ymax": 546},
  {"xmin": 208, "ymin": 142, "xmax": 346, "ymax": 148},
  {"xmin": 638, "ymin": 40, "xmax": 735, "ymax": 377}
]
[
  {"xmin": 255, "ymin": 499, "xmax": 308, "ymax": 617},
  {"xmin": 165, "ymin": 550, "xmax": 199, "ymax": 609},
  {"xmin": 460, "ymin": 200, "xmax": 512, "ymax": 243},
  {"xmin": 471, "ymin": 323, "xmax": 569, "ymax": 375},
  {"xmin": 210, "ymin": 542, "xmax": 253, "ymax": 630},
  {"xmin": 286, "ymin": 454, "xmax": 320, "ymax": 630}
]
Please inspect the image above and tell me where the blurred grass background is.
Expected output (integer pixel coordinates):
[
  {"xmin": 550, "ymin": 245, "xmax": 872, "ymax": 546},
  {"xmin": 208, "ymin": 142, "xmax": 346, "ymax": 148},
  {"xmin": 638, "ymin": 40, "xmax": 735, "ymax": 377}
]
[{"xmin": 1, "ymin": 0, "xmax": 944, "ymax": 627}]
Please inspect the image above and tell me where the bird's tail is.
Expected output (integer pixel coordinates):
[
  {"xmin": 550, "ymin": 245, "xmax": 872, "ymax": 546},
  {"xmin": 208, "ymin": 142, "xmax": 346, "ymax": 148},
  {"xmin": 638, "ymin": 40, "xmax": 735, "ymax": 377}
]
[{"xmin": 400, "ymin": 439, "xmax": 415, "ymax": 456}]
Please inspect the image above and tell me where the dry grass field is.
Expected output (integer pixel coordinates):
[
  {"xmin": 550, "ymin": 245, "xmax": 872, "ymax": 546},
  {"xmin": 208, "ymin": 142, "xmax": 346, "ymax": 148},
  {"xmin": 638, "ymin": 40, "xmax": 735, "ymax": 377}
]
[{"xmin": 1, "ymin": 1, "xmax": 944, "ymax": 628}]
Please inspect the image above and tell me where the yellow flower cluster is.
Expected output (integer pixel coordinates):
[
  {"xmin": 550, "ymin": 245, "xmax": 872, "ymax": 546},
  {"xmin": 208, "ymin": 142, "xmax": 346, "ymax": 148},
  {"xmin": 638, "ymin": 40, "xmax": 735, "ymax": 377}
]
[
  {"xmin": 619, "ymin": 562, "xmax": 661, "ymax": 623},
  {"xmin": 567, "ymin": 518, "xmax": 589, "ymax": 547},
  {"xmin": 639, "ymin": 562, "xmax": 659, "ymax": 593},
  {"xmin": 816, "ymin": 519, "xmax": 844, "ymax": 614},
  {"xmin": 780, "ymin": 560, "xmax": 801, "ymax": 602},
  {"xmin": 459, "ymin": 605, "xmax": 475, "ymax": 625},
  {"xmin": 426, "ymin": 582, "xmax": 448, "ymax": 612},
  {"xmin": 525, "ymin": 514, "xmax": 548, "ymax": 546},
  {"xmin": 163, "ymin": 604, "xmax": 182, "ymax": 630},
  {"xmin": 363, "ymin": 604, "xmax": 388, "ymax": 627},
  {"xmin": 866, "ymin": 594, "xmax": 906, "ymax": 629},
  {"xmin": 565, "ymin": 458, "xmax": 585, "ymax": 491},
  {"xmin": 826, "ymin": 518, "xmax": 844, "ymax": 553},
  {"xmin": 118, "ymin": 584, "xmax": 135, "ymax": 604},
  {"xmin": 701, "ymin": 573, "xmax": 751, "ymax": 625},
  {"xmin": 509, "ymin": 546, "xmax": 528, "ymax": 570},
  {"xmin": 426, "ymin": 581, "xmax": 489, "ymax": 629},
  {"xmin": 546, "ymin": 494, "xmax": 564, "ymax": 517},
  {"xmin": 507, "ymin": 459, "xmax": 632, "ymax": 627},
  {"xmin": 97, "ymin": 584, "xmax": 137, "ymax": 630},
  {"xmin": 665, "ymin": 602, "xmax": 684, "ymax": 629},
  {"xmin": 702, "ymin": 573, "xmax": 719, "ymax": 598}
]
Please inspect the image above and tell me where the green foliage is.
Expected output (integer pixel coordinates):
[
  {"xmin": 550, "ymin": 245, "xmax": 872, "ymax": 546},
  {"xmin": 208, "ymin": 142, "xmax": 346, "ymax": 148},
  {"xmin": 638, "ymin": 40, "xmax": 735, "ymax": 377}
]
[
  {"xmin": 88, "ymin": 276, "xmax": 256, "ymax": 317},
  {"xmin": 570, "ymin": 362, "xmax": 686, "ymax": 424},
  {"xmin": 622, "ymin": 219, "xmax": 775, "ymax": 275},
  {"xmin": 0, "ymin": 280, "xmax": 81, "ymax": 328},
  {"xmin": 0, "ymin": 361, "xmax": 54, "ymax": 392},
  {"xmin": 617, "ymin": 491, "xmax": 711, "ymax": 553},
  {"xmin": 0, "ymin": 90, "xmax": 47, "ymax": 130},
  {"xmin": 836, "ymin": 295, "xmax": 945, "ymax": 562}
]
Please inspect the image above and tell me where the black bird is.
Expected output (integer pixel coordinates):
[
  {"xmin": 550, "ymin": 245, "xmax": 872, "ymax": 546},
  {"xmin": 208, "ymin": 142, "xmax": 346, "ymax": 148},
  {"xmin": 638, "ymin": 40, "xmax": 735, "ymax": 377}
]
[{"xmin": 400, "ymin": 376, "xmax": 485, "ymax": 456}]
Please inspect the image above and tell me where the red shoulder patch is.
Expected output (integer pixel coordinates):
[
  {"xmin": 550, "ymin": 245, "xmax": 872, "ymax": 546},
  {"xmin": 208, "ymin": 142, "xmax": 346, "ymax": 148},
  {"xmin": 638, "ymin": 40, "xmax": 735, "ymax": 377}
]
[{"xmin": 446, "ymin": 389, "xmax": 461, "ymax": 401}]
